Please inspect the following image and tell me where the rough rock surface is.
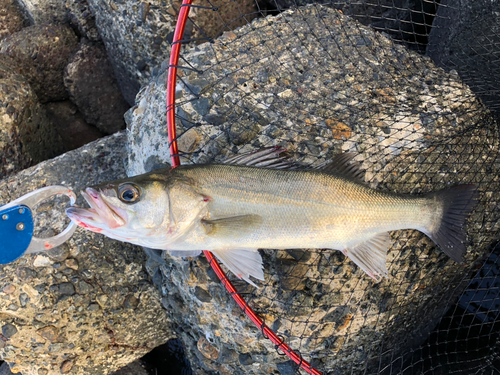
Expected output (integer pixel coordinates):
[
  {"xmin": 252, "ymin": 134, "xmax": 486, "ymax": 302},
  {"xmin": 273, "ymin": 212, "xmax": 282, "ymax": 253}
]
[
  {"xmin": 0, "ymin": 54, "xmax": 64, "ymax": 179},
  {"xmin": 264, "ymin": 0, "xmax": 436, "ymax": 50},
  {"xmin": 66, "ymin": 0, "xmax": 100, "ymax": 41},
  {"xmin": 43, "ymin": 101, "xmax": 104, "ymax": 150},
  {"xmin": 125, "ymin": 5, "xmax": 500, "ymax": 374},
  {"xmin": 0, "ymin": 23, "xmax": 78, "ymax": 103},
  {"xmin": 0, "ymin": 0, "xmax": 25, "ymax": 41},
  {"xmin": 64, "ymin": 39, "xmax": 129, "ymax": 134},
  {"xmin": 13, "ymin": 0, "xmax": 66, "ymax": 24},
  {"xmin": 0, "ymin": 132, "xmax": 172, "ymax": 375},
  {"xmin": 86, "ymin": 0, "xmax": 258, "ymax": 105},
  {"xmin": 427, "ymin": 0, "xmax": 500, "ymax": 114}
]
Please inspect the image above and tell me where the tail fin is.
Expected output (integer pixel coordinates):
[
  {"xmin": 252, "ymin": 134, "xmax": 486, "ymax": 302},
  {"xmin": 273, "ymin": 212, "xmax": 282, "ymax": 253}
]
[{"xmin": 426, "ymin": 184, "xmax": 478, "ymax": 263}]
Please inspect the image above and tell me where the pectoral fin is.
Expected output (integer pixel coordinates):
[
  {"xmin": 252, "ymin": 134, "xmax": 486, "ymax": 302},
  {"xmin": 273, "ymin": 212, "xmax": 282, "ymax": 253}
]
[
  {"xmin": 342, "ymin": 232, "xmax": 391, "ymax": 282},
  {"xmin": 211, "ymin": 248, "xmax": 264, "ymax": 287},
  {"xmin": 202, "ymin": 215, "xmax": 262, "ymax": 237}
]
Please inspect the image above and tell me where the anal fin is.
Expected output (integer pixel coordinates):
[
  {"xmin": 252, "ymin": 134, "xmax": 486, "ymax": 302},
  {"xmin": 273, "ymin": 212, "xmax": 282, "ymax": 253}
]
[
  {"xmin": 211, "ymin": 248, "xmax": 264, "ymax": 288},
  {"xmin": 342, "ymin": 232, "xmax": 391, "ymax": 282}
]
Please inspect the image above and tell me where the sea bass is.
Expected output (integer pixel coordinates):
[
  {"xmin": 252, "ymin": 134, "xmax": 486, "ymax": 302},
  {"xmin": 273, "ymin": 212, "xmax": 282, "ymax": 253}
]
[{"xmin": 66, "ymin": 149, "xmax": 478, "ymax": 286}]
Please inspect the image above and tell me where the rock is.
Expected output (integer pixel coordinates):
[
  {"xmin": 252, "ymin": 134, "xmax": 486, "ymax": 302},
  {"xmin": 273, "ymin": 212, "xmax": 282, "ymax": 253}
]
[
  {"xmin": 0, "ymin": 54, "xmax": 65, "ymax": 179},
  {"xmin": 43, "ymin": 101, "xmax": 105, "ymax": 151},
  {"xmin": 65, "ymin": 259, "xmax": 78, "ymax": 270},
  {"xmin": 427, "ymin": 0, "xmax": 500, "ymax": 115},
  {"xmin": 0, "ymin": 132, "xmax": 172, "ymax": 375},
  {"xmin": 13, "ymin": 0, "xmax": 66, "ymax": 24},
  {"xmin": 0, "ymin": 23, "xmax": 78, "ymax": 102},
  {"xmin": 110, "ymin": 360, "xmax": 149, "ymax": 375},
  {"xmin": 197, "ymin": 337, "xmax": 219, "ymax": 360},
  {"xmin": 33, "ymin": 255, "xmax": 54, "ymax": 267},
  {"xmin": 126, "ymin": 5, "xmax": 500, "ymax": 374},
  {"xmin": 0, "ymin": 0, "xmax": 25, "ymax": 41},
  {"xmin": 66, "ymin": 0, "xmax": 99, "ymax": 41},
  {"xmin": 64, "ymin": 39, "xmax": 129, "ymax": 134},
  {"xmin": 2, "ymin": 285, "xmax": 15, "ymax": 294},
  {"xmin": 1, "ymin": 324, "xmax": 17, "ymax": 338},
  {"xmin": 86, "ymin": 0, "xmax": 258, "ymax": 105}
]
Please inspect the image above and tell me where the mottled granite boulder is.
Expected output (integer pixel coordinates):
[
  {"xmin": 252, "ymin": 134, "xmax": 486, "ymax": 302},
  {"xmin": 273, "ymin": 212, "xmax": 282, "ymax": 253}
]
[
  {"xmin": 0, "ymin": 54, "xmax": 64, "ymax": 179},
  {"xmin": 64, "ymin": 39, "xmax": 129, "ymax": 134},
  {"xmin": 427, "ymin": 0, "xmax": 500, "ymax": 114},
  {"xmin": 0, "ymin": 23, "xmax": 78, "ymax": 103},
  {"xmin": 43, "ymin": 101, "xmax": 104, "ymax": 150},
  {"xmin": 13, "ymin": 0, "xmax": 66, "ymax": 24},
  {"xmin": 0, "ymin": 0, "xmax": 25, "ymax": 41},
  {"xmin": 126, "ymin": 5, "xmax": 500, "ymax": 374},
  {"xmin": 86, "ymin": 0, "xmax": 258, "ymax": 105},
  {"xmin": 0, "ymin": 132, "xmax": 172, "ymax": 375}
]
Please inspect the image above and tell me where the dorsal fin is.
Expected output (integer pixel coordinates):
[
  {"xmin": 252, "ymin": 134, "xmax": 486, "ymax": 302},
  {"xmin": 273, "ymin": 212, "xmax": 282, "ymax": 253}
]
[
  {"xmin": 316, "ymin": 153, "xmax": 366, "ymax": 184},
  {"xmin": 224, "ymin": 147, "xmax": 297, "ymax": 169}
]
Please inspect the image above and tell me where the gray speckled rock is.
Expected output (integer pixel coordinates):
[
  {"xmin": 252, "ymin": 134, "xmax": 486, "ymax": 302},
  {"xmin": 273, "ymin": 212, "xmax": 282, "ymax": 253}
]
[
  {"xmin": 86, "ymin": 0, "xmax": 258, "ymax": 105},
  {"xmin": 0, "ymin": 0, "xmax": 25, "ymax": 41},
  {"xmin": 0, "ymin": 132, "xmax": 172, "ymax": 375},
  {"xmin": 13, "ymin": 0, "xmax": 66, "ymax": 24},
  {"xmin": 66, "ymin": 0, "xmax": 99, "ymax": 41},
  {"xmin": 0, "ymin": 23, "xmax": 78, "ymax": 103},
  {"xmin": 126, "ymin": 5, "xmax": 500, "ymax": 374},
  {"xmin": 64, "ymin": 39, "xmax": 129, "ymax": 134},
  {"xmin": 0, "ymin": 54, "xmax": 65, "ymax": 179},
  {"xmin": 427, "ymin": 0, "xmax": 500, "ymax": 114}
]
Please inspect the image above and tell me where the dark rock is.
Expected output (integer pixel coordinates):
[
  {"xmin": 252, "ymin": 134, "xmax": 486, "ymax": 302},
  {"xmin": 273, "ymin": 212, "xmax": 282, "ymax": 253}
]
[
  {"xmin": 193, "ymin": 286, "xmax": 211, "ymax": 303},
  {"xmin": 123, "ymin": 295, "xmax": 139, "ymax": 309},
  {"xmin": 66, "ymin": 0, "xmax": 99, "ymax": 41},
  {"xmin": 43, "ymin": 101, "xmax": 104, "ymax": 151},
  {"xmin": 427, "ymin": 0, "xmax": 500, "ymax": 114},
  {"xmin": 0, "ymin": 0, "xmax": 25, "ymax": 41},
  {"xmin": 64, "ymin": 39, "xmax": 129, "ymax": 134},
  {"xmin": 85, "ymin": 0, "xmax": 258, "ymax": 105},
  {"xmin": 229, "ymin": 122, "xmax": 261, "ymax": 146},
  {"xmin": 2, "ymin": 323, "xmax": 17, "ymax": 338},
  {"xmin": 277, "ymin": 360, "xmax": 300, "ymax": 375},
  {"xmin": 37, "ymin": 326, "xmax": 62, "ymax": 342},
  {"xmin": 0, "ymin": 24, "xmax": 78, "ymax": 102},
  {"xmin": 60, "ymin": 360, "xmax": 73, "ymax": 373},
  {"xmin": 19, "ymin": 293, "xmax": 29, "ymax": 307},
  {"xmin": 110, "ymin": 360, "xmax": 149, "ymax": 375},
  {"xmin": 13, "ymin": 0, "xmax": 67, "ymax": 24},
  {"xmin": 58, "ymin": 282, "xmax": 75, "ymax": 296},
  {"xmin": 238, "ymin": 352, "xmax": 253, "ymax": 365},
  {"xmin": 0, "ymin": 54, "xmax": 64, "ymax": 178},
  {"xmin": 16, "ymin": 267, "xmax": 36, "ymax": 281}
]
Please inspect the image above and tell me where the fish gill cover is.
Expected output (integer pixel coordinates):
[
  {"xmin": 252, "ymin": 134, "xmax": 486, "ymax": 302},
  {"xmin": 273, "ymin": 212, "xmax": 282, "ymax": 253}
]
[{"xmin": 124, "ymin": 1, "xmax": 500, "ymax": 374}]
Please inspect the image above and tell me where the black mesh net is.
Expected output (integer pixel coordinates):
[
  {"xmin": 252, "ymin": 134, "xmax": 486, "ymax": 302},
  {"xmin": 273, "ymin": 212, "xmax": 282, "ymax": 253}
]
[{"xmin": 135, "ymin": 1, "xmax": 500, "ymax": 374}]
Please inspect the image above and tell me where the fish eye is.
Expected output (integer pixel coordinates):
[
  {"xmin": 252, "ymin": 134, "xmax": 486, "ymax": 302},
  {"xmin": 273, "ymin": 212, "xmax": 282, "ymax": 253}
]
[{"xmin": 118, "ymin": 184, "xmax": 140, "ymax": 203}]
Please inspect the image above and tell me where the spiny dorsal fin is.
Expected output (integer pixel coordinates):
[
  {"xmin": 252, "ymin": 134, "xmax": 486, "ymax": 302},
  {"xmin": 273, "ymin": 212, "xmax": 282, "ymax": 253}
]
[
  {"xmin": 224, "ymin": 146, "xmax": 297, "ymax": 169},
  {"xmin": 211, "ymin": 248, "xmax": 264, "ymax": 287},
  {"xmin": 202, "ymin": 214, "xmax": 263, "ymax": 238},
  {"xmin": 316, "ymin": 153, "xmax": 366, "ymax": 184},
  {"xmin": 342, "ymin": 232, "xmax": 391, "ymax": 282}
]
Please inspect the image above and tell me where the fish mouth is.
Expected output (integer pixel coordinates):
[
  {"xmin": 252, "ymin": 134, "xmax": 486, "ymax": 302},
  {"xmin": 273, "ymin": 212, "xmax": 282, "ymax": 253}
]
[{"xmin": 66, "ymin": 188, "xmax": 128, "ymax": 232}]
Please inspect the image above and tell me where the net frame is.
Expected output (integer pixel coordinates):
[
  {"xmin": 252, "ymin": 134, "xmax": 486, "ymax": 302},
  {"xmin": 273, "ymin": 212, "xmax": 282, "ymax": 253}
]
[{"xmin": 166, "ymin": 1, "xmax": 322, "ymax": 373}]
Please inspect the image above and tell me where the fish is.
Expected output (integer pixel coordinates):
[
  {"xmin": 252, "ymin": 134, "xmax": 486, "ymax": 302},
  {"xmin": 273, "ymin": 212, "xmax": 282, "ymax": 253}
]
[{"xmin": 66, "ymin": 148, "xmax": 478, "ymax": 286}]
